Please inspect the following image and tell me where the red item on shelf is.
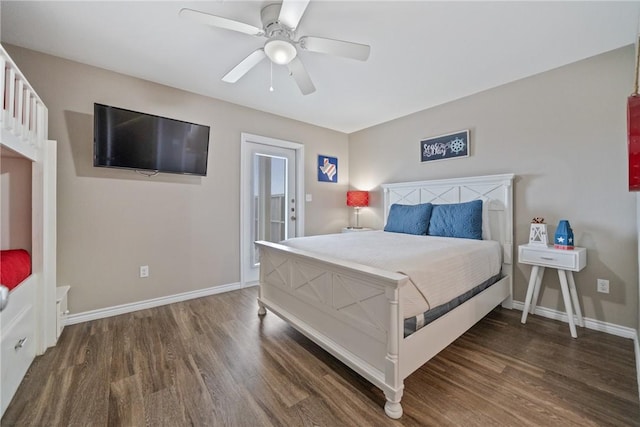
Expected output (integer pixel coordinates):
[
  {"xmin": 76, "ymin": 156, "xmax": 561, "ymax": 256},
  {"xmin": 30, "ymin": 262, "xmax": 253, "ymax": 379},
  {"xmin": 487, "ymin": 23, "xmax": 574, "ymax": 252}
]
[{"xmin": 0, "ymin": 249, "xmax": 31, "ymax": 290}]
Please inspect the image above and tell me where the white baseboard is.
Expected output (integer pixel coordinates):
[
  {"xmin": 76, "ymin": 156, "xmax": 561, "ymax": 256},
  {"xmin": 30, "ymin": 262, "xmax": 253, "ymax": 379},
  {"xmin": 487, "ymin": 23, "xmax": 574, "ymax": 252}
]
[
  {"xmin": 512, "ymin": 300, "xmax": 637, "ymax": 340},
  {"xmin": 65, "ymin": 281, "xmax": 257, "ymax": 325}
]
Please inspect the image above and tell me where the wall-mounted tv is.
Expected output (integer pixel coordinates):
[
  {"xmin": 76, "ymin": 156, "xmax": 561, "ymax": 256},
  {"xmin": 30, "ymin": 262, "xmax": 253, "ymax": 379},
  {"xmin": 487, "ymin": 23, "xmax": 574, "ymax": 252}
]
[{"xmin": 94, "ymin": 103, "xmax": 210, "ymax": 176}]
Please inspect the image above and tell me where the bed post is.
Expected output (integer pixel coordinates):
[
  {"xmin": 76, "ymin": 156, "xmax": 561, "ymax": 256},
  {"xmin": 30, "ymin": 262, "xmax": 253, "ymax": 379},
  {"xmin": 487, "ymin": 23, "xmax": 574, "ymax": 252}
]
[
  {"xmin": 500, "ymin": 175, "xmax": 514, "ymax": 309},
  {"xmin": 257, "ymin": 300, "xmax": 267, "ymax": 316},
  {"xmin": 384, "ymin": 286, "xmax": 404, "ymax": 419},
  {"xmin": 257, "ymin": 260, "xmax": 267, "ymax": 316}
]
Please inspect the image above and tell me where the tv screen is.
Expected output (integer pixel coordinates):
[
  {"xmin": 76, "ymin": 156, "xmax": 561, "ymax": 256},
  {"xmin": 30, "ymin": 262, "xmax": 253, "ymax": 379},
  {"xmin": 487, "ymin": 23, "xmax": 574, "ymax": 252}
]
[{"xmin": 94, "ymin": 103, "xmax": 210, "ymax": 176}]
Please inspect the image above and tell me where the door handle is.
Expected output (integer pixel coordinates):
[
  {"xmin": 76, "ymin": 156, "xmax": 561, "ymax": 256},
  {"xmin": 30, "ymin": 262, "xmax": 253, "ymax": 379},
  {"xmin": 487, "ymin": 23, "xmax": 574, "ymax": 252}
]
[
  {"xmin": 15, "ymin": 337, "xmax": 27, "ymax": 350},
  {"xmin": 290, "ymin": 216, "xmax": 297, "ymax": 221}
]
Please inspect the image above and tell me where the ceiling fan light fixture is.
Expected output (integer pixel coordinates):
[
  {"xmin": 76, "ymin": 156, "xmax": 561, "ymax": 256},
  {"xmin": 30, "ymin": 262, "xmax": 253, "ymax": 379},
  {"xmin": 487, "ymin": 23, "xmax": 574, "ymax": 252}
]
[{"xmin": 264, "ymin": 38, "xmax": 297, "ymax": 65}]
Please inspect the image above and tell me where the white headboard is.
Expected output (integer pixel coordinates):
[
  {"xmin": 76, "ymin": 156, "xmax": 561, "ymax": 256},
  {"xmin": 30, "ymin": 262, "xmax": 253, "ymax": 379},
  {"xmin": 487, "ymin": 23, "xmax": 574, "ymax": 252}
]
[{"xmin": 381, "ymin": 174, "xmax": 515, "ymax": 268}]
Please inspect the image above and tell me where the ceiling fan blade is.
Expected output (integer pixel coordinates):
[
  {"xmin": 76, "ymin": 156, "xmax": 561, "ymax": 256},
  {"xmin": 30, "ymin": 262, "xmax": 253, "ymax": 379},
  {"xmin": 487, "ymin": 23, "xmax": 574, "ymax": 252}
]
[
  {"xmin": 222, "ymin": 49, "xmax": 267, "ymax": 83},
  {"xmin": 179, "ymin": 8, "xmax": 264, "ymax": 36},
  {"xmin": 278, "ymin": 0, "xmax": 310, "ymax": 30},
  {"xmin": 287, "ymin": 57, "xmax": 315, "ymax": 95},
  {"xmin": 299, "ymin": 36, "xmax": 370, "ymax": 61}
]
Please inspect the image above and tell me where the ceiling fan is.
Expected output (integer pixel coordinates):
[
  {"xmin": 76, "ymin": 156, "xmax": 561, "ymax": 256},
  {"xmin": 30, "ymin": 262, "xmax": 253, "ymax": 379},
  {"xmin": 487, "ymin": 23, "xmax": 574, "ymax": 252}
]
[{"xmin": 179, "ymin": 0, "xmax": 370, "ymax": 95}]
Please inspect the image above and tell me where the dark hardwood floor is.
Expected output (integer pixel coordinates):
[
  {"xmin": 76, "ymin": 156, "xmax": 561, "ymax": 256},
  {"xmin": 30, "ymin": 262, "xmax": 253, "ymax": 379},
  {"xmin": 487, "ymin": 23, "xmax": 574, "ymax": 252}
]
[{"xmin": 2, "ymin": 287, "xmax": 638, "ymax": 426}]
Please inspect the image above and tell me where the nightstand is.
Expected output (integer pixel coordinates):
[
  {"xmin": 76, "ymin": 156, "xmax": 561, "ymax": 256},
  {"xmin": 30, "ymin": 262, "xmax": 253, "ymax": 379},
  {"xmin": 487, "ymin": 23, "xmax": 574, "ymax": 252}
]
[
  {"xmin": 518, "ymin": 244, "xmax": 587, "ymax": 338},
  {"xmin": 342, "ymin": 227, "xmax": 373, "ymax": 233}
]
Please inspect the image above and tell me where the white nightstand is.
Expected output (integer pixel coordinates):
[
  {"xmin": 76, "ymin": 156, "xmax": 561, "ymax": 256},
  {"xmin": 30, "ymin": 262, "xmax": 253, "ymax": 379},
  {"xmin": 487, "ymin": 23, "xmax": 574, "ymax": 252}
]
[
  {"xmin": 342, "ymin": 227, "xmax": 373, "ymax": 233},
  {"xmin": 518, "ymin": 244, "xmax": 587, "ymax": 338}
]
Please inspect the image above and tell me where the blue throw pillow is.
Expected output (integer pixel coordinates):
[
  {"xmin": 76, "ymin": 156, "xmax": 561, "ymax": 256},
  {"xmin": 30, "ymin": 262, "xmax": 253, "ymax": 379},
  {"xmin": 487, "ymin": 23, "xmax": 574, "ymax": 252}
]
[
  {"xmin": 384, "ymin": 203, "xmax": 433, "ymax": 235},
  {"xmin": 428, "ymin": 200, "xmax": 483, "ymax": 240}
]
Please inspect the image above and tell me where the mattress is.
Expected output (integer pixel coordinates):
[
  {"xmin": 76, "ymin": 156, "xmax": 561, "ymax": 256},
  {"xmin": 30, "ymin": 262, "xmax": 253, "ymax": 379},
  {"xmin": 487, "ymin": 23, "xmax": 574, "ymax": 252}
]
[
  {"xmin": 282, "ymin": 230, "xmax": 502, "ymax": 321},
  {"xmin": 403, "ymin": 273, "xmax": 502, "ymax": 337},
  {"xmin": 0, "ymin": 249, "xmax": 31, "ymax": 291}
]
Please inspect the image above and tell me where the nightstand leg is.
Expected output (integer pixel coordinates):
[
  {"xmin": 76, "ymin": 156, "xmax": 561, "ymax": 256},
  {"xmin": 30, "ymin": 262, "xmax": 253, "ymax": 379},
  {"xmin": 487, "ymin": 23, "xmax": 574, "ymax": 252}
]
[
  {"xmin": 567, "ymin": 271, "xmax": 584, "ymax": 327},
  {"xmin": 558, "ymin": 269, "xmax": 577, "ymax": 338},
  {"xmin": 530, "ymin": 266, "xmax": 545, "ymax": 315},
  {"xmin": 521, "ymin": 265, "xmax": 541, "ymax": 324}
]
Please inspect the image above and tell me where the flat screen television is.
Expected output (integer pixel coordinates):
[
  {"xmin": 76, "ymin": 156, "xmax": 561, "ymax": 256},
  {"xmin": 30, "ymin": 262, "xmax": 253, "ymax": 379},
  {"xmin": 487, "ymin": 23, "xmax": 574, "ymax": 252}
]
[{"xmin": 94, "ymin": 103, "xmax": 210, "ymax": 176}]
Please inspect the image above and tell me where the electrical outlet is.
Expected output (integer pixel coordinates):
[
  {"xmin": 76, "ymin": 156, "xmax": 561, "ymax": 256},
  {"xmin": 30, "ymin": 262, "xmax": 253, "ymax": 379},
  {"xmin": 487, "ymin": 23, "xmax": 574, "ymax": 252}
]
[
  {"xmin": 597, "ymin": 278, "xmax": 609, "ymax": 294},
  {"xmin": 140, "ymin": 265, "xmax": 149, "ymax": 278}
]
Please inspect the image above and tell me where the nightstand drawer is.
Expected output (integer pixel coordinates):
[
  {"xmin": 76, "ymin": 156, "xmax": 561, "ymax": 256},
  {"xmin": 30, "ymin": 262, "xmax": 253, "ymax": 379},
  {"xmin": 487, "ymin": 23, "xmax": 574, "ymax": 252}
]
[{"xmin": 519, "ymin": 245, "xmax": 586, "ymax": 271}]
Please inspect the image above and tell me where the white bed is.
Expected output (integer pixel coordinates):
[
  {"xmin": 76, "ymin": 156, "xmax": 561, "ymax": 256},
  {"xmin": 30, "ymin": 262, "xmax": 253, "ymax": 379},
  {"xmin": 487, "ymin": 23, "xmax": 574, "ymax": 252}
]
[
  {"xmin": 0, "ymin": 43, "xmax": 57, "ymax": 417},
  {"xmin": 256, "ymin": 173, "xmax": 514, "ymax": 418}
]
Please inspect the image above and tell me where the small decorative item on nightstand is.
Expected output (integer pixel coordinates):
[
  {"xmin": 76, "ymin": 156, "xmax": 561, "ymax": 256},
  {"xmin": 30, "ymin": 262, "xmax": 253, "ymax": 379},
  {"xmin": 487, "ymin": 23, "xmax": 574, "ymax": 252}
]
[
  {"xmin": 342, "ymin": 227, "xmax": 373, "ymax": 233},
  {"xmin": 554, "ymin": 219, "xmax": 574, "ymax": 250},
  {"xmin": 528, "ymin": 217, "xmax": 548, "ymax": 246}
]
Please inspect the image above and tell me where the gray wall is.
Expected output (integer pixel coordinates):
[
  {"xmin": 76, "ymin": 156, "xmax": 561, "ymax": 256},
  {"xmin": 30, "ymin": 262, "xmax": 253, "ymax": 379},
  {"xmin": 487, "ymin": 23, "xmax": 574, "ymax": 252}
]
[
  {"xmin": 349, "ymin": 46, "xmax": 638, "ymax": 329},
  {"xmin": 6, "ymin": 45, "xmax": 349, "ymax": 314}
]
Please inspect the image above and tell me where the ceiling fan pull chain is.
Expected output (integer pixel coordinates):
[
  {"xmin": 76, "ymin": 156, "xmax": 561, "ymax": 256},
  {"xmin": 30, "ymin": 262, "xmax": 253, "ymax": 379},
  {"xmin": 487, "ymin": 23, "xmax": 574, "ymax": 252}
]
[{"xmin": 270, "ymin": 61, "xmax": 274, "ymax": 92}]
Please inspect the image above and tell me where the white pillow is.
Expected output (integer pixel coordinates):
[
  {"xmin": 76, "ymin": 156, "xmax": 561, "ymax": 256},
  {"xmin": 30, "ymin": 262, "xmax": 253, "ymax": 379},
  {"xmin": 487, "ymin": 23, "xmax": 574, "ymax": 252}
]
[{"xmin": 481, "ymin": 197, "xmax": 491, "ymax": 240}]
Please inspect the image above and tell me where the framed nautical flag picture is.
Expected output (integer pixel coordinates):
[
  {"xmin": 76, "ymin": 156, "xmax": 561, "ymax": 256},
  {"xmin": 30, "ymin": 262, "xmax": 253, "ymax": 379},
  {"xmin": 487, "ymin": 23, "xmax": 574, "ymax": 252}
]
[{"xmin": 318, "ymin": 155, "xmax": 338, "ymax": 183}]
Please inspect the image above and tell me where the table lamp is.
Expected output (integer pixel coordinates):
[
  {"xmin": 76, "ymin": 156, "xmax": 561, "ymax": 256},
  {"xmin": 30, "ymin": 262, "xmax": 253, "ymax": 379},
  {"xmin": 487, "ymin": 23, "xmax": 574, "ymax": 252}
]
[{"xmin": 346, "ymin": 190, "xmax": 369, "ymax": 228}]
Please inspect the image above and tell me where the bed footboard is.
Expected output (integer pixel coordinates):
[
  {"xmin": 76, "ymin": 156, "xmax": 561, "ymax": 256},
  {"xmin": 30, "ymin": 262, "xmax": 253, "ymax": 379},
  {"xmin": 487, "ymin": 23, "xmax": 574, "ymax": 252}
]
[
  {"xmin": 256, "ymin": 240, "xmax": 409, "ymax": 418},
  {"xmin": 256, "ymin": 174, "xmax": 514, "ymax": 418}
]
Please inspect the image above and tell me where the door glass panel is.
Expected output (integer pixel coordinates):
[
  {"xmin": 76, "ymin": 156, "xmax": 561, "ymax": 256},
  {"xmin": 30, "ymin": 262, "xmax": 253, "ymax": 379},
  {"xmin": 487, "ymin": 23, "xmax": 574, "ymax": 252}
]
[{"xmin": 252, "ymin": 154, "xmax": 287, "ymax": 266}]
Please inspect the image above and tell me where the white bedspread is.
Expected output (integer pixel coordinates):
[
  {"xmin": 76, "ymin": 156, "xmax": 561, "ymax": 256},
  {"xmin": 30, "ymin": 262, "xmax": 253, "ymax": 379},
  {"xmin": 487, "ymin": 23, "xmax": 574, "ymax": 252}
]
[{"xmin": 282, "ymin": 231, "xmax": 502, "ymax": 318}]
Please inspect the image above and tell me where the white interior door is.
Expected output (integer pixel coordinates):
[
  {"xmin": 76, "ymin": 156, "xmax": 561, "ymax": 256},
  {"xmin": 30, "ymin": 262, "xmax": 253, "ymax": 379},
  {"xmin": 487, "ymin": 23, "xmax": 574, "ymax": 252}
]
[{"xmin": 241, "ymin": 134, "xmax": 304, "ymax": 284}]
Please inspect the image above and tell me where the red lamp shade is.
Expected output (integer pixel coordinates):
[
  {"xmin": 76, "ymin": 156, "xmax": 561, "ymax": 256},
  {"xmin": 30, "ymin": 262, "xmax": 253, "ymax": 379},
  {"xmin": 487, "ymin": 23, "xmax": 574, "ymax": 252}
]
[{"xmin": 346, "ymin": 191, "xmax": 369, "ymax": 207}]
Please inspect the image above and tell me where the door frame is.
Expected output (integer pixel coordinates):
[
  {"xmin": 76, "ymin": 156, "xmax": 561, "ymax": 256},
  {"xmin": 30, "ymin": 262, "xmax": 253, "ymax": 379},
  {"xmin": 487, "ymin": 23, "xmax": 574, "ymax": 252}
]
[{"xmin": 240, "ymin": 132, "xmax": 305, "ymax": 286}]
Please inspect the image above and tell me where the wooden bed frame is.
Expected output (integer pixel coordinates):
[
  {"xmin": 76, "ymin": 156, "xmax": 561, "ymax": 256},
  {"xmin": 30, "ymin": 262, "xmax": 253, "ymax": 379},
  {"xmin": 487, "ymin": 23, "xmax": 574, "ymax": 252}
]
[{"xmin": 256, "ymin": 173, "xmax": 514, "ymax": 418}]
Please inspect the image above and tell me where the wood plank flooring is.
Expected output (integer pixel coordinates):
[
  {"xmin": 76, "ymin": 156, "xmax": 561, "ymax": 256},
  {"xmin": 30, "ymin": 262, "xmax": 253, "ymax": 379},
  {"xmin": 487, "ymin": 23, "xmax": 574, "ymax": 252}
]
[{"xmin": 2, "ymin": 287, "xmax": 638, "ymax": 426}]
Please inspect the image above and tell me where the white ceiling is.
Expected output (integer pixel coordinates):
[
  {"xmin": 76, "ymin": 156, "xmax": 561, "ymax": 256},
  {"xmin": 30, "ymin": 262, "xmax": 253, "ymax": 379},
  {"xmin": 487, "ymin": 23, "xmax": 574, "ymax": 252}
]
[{"xmin": 2, "ymin": 1, "xmax": 639, "ymax": 133}]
